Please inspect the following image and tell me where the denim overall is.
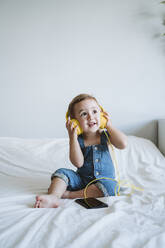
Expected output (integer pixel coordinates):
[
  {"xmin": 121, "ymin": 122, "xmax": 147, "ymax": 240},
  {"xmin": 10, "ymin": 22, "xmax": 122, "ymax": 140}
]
[{"xmin": 51, "ymin": 131, "xmax": 118, "ymax": 196}]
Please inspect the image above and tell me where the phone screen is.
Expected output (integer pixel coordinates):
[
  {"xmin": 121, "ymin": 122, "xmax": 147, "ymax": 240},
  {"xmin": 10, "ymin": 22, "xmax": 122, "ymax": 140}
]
[{"xmin": 75, "ymin": 198, "xmax": 108, "ymax": 209}]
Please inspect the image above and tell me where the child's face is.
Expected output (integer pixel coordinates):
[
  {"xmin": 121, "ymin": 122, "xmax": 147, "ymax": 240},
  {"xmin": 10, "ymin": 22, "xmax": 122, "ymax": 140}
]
[{"xmin": 74, "ymin": 99, "xmax": 101, "ymax": 134}]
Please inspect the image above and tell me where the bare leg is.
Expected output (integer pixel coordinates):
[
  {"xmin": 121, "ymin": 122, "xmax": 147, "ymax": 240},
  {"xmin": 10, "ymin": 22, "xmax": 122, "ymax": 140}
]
[
  {"xmin": 62, "ymin": 184, "xmax": 104, "ymax": 199},
  {"xmin": 34, "ymin": 177, "xmax": 67, "ymax": 208}
]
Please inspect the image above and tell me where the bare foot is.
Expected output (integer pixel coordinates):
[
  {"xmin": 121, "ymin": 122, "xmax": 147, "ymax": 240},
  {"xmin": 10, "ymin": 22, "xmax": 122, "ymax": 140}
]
[{"xmin": 34, "ymin": 195, "xmax": 61, "ymax": 208}]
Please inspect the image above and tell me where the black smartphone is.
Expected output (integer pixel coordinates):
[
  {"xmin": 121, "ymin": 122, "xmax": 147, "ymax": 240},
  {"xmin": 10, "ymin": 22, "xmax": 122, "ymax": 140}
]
[{"xmin": 75, "ymin": 198, "xmax": 108, "ymax": 209}]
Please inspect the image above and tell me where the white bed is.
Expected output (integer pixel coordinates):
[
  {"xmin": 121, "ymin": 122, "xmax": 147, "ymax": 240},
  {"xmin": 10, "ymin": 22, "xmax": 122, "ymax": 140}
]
[{"xmin": 0, "ymin": 120, "xmax": 165, "ymax": 248}]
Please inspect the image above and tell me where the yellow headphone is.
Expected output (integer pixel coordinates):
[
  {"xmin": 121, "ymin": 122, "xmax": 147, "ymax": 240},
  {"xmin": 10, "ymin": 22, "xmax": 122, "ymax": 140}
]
[{"xmin": 65, "ymin": 105, "xmax": 107, "ymax": 135}]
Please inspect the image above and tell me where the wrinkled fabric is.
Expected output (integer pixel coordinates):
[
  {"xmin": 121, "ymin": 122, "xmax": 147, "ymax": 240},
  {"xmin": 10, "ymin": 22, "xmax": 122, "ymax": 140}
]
[{"xmin": 0, "ymin": 136, "xmax": 165, "ymax": 248}]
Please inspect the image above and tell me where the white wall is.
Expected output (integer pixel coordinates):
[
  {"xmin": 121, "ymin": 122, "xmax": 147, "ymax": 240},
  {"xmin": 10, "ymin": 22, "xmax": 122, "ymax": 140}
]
[{"xmin": 0, "ymin": 0, "xmax": 164, "ymax": 141}]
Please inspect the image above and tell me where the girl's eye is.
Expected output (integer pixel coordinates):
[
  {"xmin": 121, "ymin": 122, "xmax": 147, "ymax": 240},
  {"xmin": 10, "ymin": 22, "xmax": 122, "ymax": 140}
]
[
  {"xmin": 93, "ymin": 110, "xmax": 98, "ymax": 114},
  {"xmin": 81, "ymin": 112, "xmax": 87, "ymax": 117}
]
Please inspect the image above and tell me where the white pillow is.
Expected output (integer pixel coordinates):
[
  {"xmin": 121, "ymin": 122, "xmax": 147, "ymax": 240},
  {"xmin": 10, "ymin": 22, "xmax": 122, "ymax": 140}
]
[
  {"xmin": 0, "ymin": 137, "xmax": 73, "ymax": 178},
  {"xmin": 114, "ymin": 136, "xmax": 165, "ymax": 193}
]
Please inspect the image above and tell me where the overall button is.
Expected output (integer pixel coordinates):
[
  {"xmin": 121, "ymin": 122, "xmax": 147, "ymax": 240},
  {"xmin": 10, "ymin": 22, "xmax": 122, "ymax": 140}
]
[
  {"xmin": 95, "ymin": 158, "xmax": 99, "ymax": 163},
  {"xmin": 96, "ymin": 171, "xmax": 99, "ymax": 176},
  {"xmin": 94, "ymin": 146, "xmax": 98, "ymax": 150}
]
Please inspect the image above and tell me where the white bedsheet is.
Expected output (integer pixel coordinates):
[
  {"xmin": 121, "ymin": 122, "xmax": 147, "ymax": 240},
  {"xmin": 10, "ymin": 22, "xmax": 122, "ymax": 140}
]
[{"xmin": 0, "ymin": 136, "xmax": 165, "ymax": 248}]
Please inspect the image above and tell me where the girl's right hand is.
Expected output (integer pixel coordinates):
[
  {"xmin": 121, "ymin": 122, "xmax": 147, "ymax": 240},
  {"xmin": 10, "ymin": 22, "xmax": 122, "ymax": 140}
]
[{"xmin": 66, "ymin": 118, "xmax": 78, "ymax": 139}]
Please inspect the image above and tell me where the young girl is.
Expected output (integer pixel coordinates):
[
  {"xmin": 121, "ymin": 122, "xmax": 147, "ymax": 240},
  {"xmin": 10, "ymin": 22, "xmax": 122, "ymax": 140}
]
[{"xmin": 34, "ymin": 93, "xmax": 127, "ymax": 208}]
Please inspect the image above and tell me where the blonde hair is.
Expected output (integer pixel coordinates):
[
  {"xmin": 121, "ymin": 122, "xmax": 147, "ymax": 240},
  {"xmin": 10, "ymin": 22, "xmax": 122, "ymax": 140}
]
[{"xmin": 67, "ymin": 93, "xmax": 99, "ymax": 118}]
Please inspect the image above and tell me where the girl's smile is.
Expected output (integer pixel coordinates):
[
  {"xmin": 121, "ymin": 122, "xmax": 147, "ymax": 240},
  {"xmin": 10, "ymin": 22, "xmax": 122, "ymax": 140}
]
[{"xmin": 88, "ymin": 121, "xmax": 97, "ymax": 128}]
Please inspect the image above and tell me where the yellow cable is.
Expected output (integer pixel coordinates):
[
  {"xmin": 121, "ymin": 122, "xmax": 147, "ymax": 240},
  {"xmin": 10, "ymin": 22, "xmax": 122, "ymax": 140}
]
[{"xmin": 83, "ymin": 130, "xmax": 144, "ymax": 200}]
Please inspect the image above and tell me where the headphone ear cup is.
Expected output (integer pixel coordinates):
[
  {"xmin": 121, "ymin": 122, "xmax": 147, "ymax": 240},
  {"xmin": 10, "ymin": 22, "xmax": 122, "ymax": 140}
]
[
  {"xmin": 66, "ymin": 111, "xmax": 83, "ymax": 135},
  {"xmin": 100, "ymin": 112, "xmax": 107, "ymax": 129},
  {"xmin": 70, "ymin": 119, "xmax": 83, "ymax": 135}
]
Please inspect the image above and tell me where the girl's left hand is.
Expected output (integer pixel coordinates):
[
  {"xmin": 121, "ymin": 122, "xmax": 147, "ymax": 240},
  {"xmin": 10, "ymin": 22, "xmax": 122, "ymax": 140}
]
[{"xmin": 102, "ymin": 111, "xmax": 112, "ymax": 129}]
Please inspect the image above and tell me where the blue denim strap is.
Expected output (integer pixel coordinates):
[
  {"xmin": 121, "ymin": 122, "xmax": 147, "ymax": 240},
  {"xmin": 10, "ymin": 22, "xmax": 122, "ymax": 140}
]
[
  {"xmin": 78, "ymin": 134, "xmax": 85, "ymax": 148},
  {"xmin": 101, "ymin": 130, "xmax": 110, "ymax": 145}
]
